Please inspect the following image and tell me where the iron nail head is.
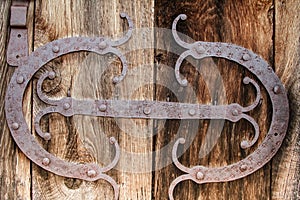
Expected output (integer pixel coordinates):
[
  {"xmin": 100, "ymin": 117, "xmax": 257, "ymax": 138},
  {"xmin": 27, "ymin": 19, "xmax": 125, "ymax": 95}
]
[
  {"xmin": 240, "ymin": 164, "xmax": 248, "ymax": 171},
  {"xmin": 232, "ymin": 109, "xmax": 239, "ymax": 116},
  {"xmin": 48, "ymin": 72, "xmax": 56, "ymax": 79},
  {"xmin": 99, "ymin": 104, "xmax": 107, "ymax": 112},
  {"xmin": 42, "ymin": 158, "xmax": 50, "ymax": 166},
  {"xmin": 99, "ymin": 41, "xmax": 107, "ymax": 49},
  {"xmin": 196, "ymin": 171, "xmax": 204, "ymax": 180},
  {"xmin": 52, "ymin": 46, "xmax": 60, "ymax": 53},
  {"xmin": 273, "ymin": 85, "xmax": 281, "ymax": 94},
  {"xmin": 143, "ymin": 106, "xmax": 151, "ymax": 115},
  {"xmin": 87, "ymin": 170, "xmax": 96, "ymax": 177},
  {"xmin": 242, "ymin": 53, "xmax": 251, "ymax": 61},
  {"xmin": 196, "ymin": 45, "xmax": 205, "ymax": 54},
  {"xmin": 63, "ymin": 103, "xmax": 71, "ymax": 110},
  {"xmin": 188, "ymin": 108, "xmax": 196, "ymax": 116},
  {"xmin": 12, "ymin": 122, "xmax": 19, "ymax": 130},
  {"xmin": 16, "ymin": 75, "xmax": 24, "ymax": 84}
]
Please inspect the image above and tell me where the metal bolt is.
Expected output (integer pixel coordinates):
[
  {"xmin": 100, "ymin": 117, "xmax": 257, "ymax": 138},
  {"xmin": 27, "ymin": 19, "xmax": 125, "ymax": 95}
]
[
  {"xmin": 87, "ymin": 170, "xmax": 96, "ymax": 177},
  {"xmin": 143, "ymin": 106, "xmax": 151, "ymax": 115},
  {"xmin": 240, "ymin": 164, "xmax": 248, "ymax": 171},
  {"xmin": 12, "ymin": 122, "xmax": 19, "ymax": 130},
  {"xmin": 232, "ymin": 109, "xmax": 239, "ymax": 116},
  {"xmin": 44, "ymin": 133, "xmax": 51, "ymax": 141},
  {"xmin": 52, "ymin": 46, "xmax": 60, "ymax": 53},
  {"xmin": 196, "ymin": 45, "xmax": 205, "ymax": 54},
  {"xmin": 196, "ymin": 171, "xmax": 204, "ymax": 180},
  {"xmin": 242, "ymin": 53, "xmax": 251, "ymax": 61},
  {"xmin": 273, "ymin": 85, "xmax": 280, "ymax": 94},
  {"xmin": 63, "ymin": 103, "xmax": 71, "ymax": 110},
  {"xmin": 16, "ymin": 75, "xmax": 24, "ymax": 84},
  {"xmin": 99, "ymin": 104, "xmax": 107, "ymax": 112},
  {"xmin": 188, "ymin": 108, "xmax": 196, "ymax": 116},
  {"xmin": 42, "ymin": 158, "xmax": 50, "ymax": 166},
  {"xmin": 99, "ymin": 41, "xmax": 107, "ymax": 49}
]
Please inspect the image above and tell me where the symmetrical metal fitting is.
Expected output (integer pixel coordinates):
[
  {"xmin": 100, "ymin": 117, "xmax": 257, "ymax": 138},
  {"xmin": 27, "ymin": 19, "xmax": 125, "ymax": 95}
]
[
  {"xmin": 5, "ymin": 5, "xmax": 289, "ymax": 200},
  {"xmin": 168, "ymin": 14, "xmax": 289, "ymax": 200}
]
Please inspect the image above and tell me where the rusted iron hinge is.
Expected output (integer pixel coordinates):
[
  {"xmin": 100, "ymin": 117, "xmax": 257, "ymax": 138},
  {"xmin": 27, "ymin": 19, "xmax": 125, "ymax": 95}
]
[
  {"xmin": 7, "ymin": 0, "xmax": 29, "ymax": 66},
  {"xmin": 5, "ymin": 3, "xmax": 289, "ymax": 199}
]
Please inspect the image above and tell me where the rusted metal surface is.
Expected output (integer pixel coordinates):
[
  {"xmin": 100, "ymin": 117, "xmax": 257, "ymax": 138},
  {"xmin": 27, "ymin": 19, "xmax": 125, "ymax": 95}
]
[
  {"xmin": 7, "ymin": 0, "xmax": 29, "ymax": 66},
  {"xmin": 5, "ymin": 10, "xmax": 134, "ymax": 199},
  {"xmin": 168, "ymin": 14, "xmax": 289, "ymax": 200},
  {"xmin": 35, "ymin": 74, "xmax": 261, "ymax": 149},
  {"xmin": 5, "ymin": 6, "xmax": 289, "ymax": 199}
]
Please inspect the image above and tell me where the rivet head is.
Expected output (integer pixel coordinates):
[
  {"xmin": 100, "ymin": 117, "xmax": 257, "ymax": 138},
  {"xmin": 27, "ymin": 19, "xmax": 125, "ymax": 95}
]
[
  {"xmin": 273, "ymin": 85, "xmax": 280, "ymax": 94},
  {"xmin": 87, "ymin": 170, "xmax": 96, "ymax": 177},
  {"xmin": 196, "ymin": 45, "xmax": 205, "ymax": 54},
  {"xmin": 16, "ymin": 75, "xmax": 24, "ymax": 84},
  {"xmin": 196, "ymin": 171, "xmax": 204, "ymax": 180},
  {"xmin": 99, "ymin": 41, "xmax": 107, "ymax": 49},
  {"xmin": 188, "ymin": 108, "xmax": 196, "ymax": 116},
  {"xmin": 143, "ymin": 106, "xmax": 151, "ymax": 115},
  {"xmin": 242, "ymin": 53, "xmax": 251, "ymax": 61},
  {"xmin": 42, "ymin": 158, "xmax": 50, "ymax": 166},
  {"xmin": 48, "ymin": 72, "xmax": 56, "ymax": 79},
  {"xmin": 63, "ymin": 103, "xmax": 71, "ymax": 110},
  {"xmin": 52, "ymin": 46, "xmax": 60, "ymax": 53},
  {"xmin": 232, "ymin": 109, "xmax": 239, "ymax": 116},
  {"xmin": 43, "ymin": 132, "xmax": 51, "ymax": 141},
  {"xmin": 99, "ymin": 104, "xmax": 107, "ymax": 112},
  {"xmin": 240, "ymin": 164, "xmax": 248, "ymax": 171},
  {"xmin": 12, "ymin": 122, "xmax": 19, "ymax": 130}
]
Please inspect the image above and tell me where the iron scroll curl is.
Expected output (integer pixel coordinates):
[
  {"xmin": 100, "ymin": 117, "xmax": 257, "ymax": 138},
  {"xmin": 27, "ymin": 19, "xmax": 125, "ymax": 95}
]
[
  {"xmin": 4, "ymin": 6, "xmax": 289, "ymax": 200},
  {"xmin": 5, "ymin": 12, "xmax": 134, "ymax": 200},
  {"xmin": 168, "ymin": 14, "xmax": 289, "ymax": 200}
]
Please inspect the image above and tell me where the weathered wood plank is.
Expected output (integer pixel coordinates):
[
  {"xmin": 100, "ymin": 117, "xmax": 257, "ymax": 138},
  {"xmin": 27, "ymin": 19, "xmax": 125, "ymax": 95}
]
[
  {"xmin": 0, "ymin": 0, "xmax": 33, "ymax": 199},
  {"xmin": 154, "ymin": 0, "xmax": 274, "ymax": 199},
  {"xmin": 32, "ymin": 0, "xmax": 154, "ymax": 200},
  {"xmin": 272, "ymin": 1, "xmax": 300, "ymax": 199}
]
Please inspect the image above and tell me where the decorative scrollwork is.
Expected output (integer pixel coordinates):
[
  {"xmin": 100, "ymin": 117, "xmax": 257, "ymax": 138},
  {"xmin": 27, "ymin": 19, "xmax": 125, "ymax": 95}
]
[
  {"xmin": 168, "ymin": 14, "xmax": 289, "ymax": 200},
  {"xmin": 5, "ymin": 7, "xmax": 289, "ymax": 200},
  {"xmin": 5, "ymin": 12, "xmax": 134, "ymax": 200}
]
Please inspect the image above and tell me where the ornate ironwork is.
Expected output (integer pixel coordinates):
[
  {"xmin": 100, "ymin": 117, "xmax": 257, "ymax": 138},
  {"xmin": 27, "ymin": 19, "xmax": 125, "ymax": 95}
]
[
  {"xmin": 6, "ymin": 1, "xmax": 134, "ymax": 198},
  {"xmin": 168, "ymin": 14, "xmax": 289, "ymax": 200},
  {"xmin": 5, "ymin": 2, "xmax": 289, "ymax": 199}
]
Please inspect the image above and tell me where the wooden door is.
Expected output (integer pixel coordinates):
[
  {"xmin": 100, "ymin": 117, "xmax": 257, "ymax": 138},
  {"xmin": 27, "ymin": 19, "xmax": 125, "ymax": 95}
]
[{"xmin": 0, "ymin": 0, "xmax": 299, "ymax": 199}]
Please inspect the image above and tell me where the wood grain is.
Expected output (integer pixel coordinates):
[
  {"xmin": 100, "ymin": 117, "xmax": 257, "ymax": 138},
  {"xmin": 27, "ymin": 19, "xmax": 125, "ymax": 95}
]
[
  {"xmin": 272, "ymin": 0, "xmax": 300, "ymax": 199},
  {"xmin": 0, "ymin": 0, "xmax": 299, "ymax": 199},
  {"xmin": 154, "ymin": 0, "xmax": 274, "ymax": 199},
  {"xmin": 31, "ymin": 0, "xmax": 154, "ymax": 200}
]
